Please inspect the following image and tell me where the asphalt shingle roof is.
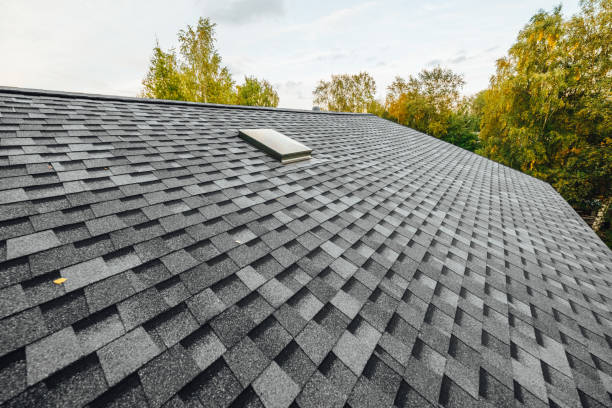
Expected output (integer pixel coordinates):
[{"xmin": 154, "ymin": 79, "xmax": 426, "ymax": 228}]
[{"xmin": 1, "ymin": 87, "xmax": 611, "ymax": 408}]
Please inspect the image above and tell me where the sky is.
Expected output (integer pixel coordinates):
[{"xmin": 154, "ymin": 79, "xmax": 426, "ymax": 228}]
[{"xmin": 0, "ymin": 0, "xmax": 581, "ymax": 109}]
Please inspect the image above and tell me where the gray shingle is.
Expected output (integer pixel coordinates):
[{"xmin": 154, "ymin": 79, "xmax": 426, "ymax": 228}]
[
  {"xmin": 210, "ymin": 305, "xmax": 256, "ymax": 348},
  {"xmin": 29, "ymin": 244, "xmax": 80, "ymax": 276},
  {"xmin": 75, "ymin": 309, "xmax": 125, "ymax": 354},
  {"xmin": 191, "ymin": 358, "xmax": 243, "ymax": 407},
  {"xmin": 0, "ymin": 257, "xmax": 30, "ymax": 288},
  {"xmin": 161, "ymin": 250, "xmax": 199, "ymax": 275},
  {"xmin": 145, "ymin": 304, "xmax": 198, "ymax": 348},
  {"xmin": 60, "ymin": 257, "xmax": 113, "ymax": 292},
  {"xmin": 0, "ymin": 284, "xmax": 29, "ymax": 319},
  {"xmin": 6, "ymin": 230, "xmax": 61, "ymax": 260},
  {"xmin": 84, "ymin": 272, "xmax": 136, "ymax": 312},
  {"xmin": 1, "ymin": 88, "xmax": 611, "ymax": 408},
  {"xmin": 0, "ymin": 216, "xmax": 33, "ymax": 241},
  {"xmin": 295, "ymin": 321, "xmax": 336, "ymax": 365},
  {"xmin": 236, "ymin": 266, "xmax": 267, "ymax": 290},
  {"xmin": 181, "ymin": 325, "xmax": 226, "ymax": 370},
  {"xmin": 97, "ymin": 327, "xmax": 161, "ymax": 386},
  {"xmin": 275, "ymin": 341, "xmax": 316, "ymax": 387},
  {"xmin": 0, "ymin": 307, "xmax": 48, "ymax": 356},
  {"xmin": 85, "ymin": 215, "xmax": 127, "ymax": 236},
  {"xmin": 330, "ymin": 290, "xmax": 362, "ymax": 320},
  {"xmin": 332, "ymin": 331, "xmax": 372, "ymax": 377},
  {"xmin": 224, "ymin": 337, "xmax": 270, "ymax": 387},
  {"xmin": 46, "ymin": 354, "xmax": 108, "ymax": 407},
  {"xmin": 258, "ymin": 279, "xmax": 293, "ymax": 308},
  {"xmin": 88, "ymin": 372, "xmax": 148, "ymax": 407},
  {"xmin": 0, "ymin": 349, "xmax": 27, "ymax": 403},
  {"xmin": 0, "ymin": 188, "xmax": 28, "ymax": 205},
  {"xmin": 252, "ymin": 362, "xmax": 300, "ymax": 408},
  {"xmin": 249, "ymin": 316, "xmax": 292, "ymax": 360},
  {"xmin": 157, "ymin": 277, "xmax": 190, "ymax": 307},
  {"xmin": 103, "ymin": 248, "xmax": 142, "ymax": 275},
  {"xmin": 40, "ymin": 289, "xmax": 89, "ymax": 332},
  {"xmin": 138, "ymin": 344, "xmax": 199, "ymax": 408},
  {"xmin": 117, "ymin": 287, "xmax": 168, "ymax": 330},
  {"xmin": 26, "ymin": 327, "xmax": 82, "ymax": 385},
  {"xmin": 296, "ymin": 371, "xmax": 346, "ymax": 408},
  {"xmin": 186, "ymin": 288, "xmax": 225, "ymax": 324}
]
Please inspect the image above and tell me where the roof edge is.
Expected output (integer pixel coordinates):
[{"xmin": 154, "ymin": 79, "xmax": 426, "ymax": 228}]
[{"xmin": 0, "ymin": 86, "xmax": 372, "ymax": 116}]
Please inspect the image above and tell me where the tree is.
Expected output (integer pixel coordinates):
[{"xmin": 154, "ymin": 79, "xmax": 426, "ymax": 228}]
[
  {"xmin": 313, "ymin": 72, "xmax": 377, "ymax": 113},
  {"xmin": 176, "ymin": 18, "xmax": 235, "ymax": 104},
  {"xmin": 141, "ymin": 43, "xmax": 184, "ymax": 100},
  {"xmin": 477, "ymin": 0, "xmax": 611, "ymax": 228},
  {"xmin": 386, "ymin": 67, "xmax": 464, "ymax": 136},
  {"xmin": 365, "ymin": 99, "xmax": 387, "ymax": 117},
  {"xmin": 235, "ymin": 76, "xmax": 279, "ymax": 107},
  {"xmin": 141, "ymin": 17, "xmax": 279, "ymax": 107},
  {"xmin": 385, "ymin": 67, "xmax": 480, "ymax": 151}
]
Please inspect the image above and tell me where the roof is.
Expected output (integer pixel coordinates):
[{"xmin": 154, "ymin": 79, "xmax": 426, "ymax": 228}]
[{"xmin": 0, "ymin": 87, "xmax": 611, "ymax": 408}]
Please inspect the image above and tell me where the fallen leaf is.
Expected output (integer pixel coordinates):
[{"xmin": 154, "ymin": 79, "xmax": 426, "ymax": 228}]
[{"xmin": 53, "ymin": 278, "xmax": 67, "ymax": 284}]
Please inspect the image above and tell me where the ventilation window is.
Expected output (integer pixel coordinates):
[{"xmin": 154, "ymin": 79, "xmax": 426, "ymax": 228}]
[{"xmin": 238, "ymin": 129, "xmax": 312, "ymax": 164}]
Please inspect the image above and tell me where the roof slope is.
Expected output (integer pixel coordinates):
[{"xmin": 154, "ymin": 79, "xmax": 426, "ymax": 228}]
[{"xmin": 0, "ymin": 88, "xmax": 611, "ymax": 408}]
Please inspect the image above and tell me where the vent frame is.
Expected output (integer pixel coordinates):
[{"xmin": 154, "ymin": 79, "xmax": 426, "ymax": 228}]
[{"xmin": 238, "ymin": 129, "xmax": 312, "ymax": 164}]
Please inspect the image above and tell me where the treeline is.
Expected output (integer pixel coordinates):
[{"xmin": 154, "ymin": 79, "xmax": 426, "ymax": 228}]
[
  {"xmin": 312, "ymin": 69, "xmax": 483, "ymax": 152},
  {"xmin": 141, "ymin": 1, "xmax": 610, "ymax": 246},
  {"xmin": 141, "ymin": 18, "xmax": 279, "ymax": 107}
]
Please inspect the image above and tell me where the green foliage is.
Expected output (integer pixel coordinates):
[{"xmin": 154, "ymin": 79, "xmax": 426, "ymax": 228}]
[
  {"xmin": 384, "ymin": 67, "xmax": 480, "ymax": 151},
  {"xmin": 602, "ymin": 206, "xmax": 612, "ymax": 248},
  {"xmin": 313, "ymin": 72, "xmax": 377, "ymax": 113},
  {"xmin": 235, "ymin": 76, "xmax": 279, "ymax": 107},
  {"xmin": 444, "ymin": 112, "xmax": 480, "ymax": 152},
  {"xmin": 141, "ymin": 43, "xmax": 185, "ymax": 100},
  {"xmin": 477, "ymin": 0, "xmax": 611, "ymax": 214},
  {"xmin": 176, "ymin": 18, "xmax": 235, "ymax": 104},
  {"xmin": 141, "ymin": 17, "xmax": 279, "ymax": 107}
]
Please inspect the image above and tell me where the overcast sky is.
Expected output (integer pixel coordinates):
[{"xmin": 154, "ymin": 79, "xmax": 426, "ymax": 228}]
[{"xmin": 1, "ymin": 0, "xmax": 580, "ymax": 109}]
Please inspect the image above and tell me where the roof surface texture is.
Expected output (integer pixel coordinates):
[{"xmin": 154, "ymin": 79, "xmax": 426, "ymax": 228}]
[{"xmin": 0, "ymin": 88, "xmax": 611, "ymax": 408}]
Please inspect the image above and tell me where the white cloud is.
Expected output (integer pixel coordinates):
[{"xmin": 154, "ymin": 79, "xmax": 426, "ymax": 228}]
[
  {"xmin": 279, "ymin": 2, "xmax": 377, "ymax": 35},
  {"xmin": 206, "ymin": 0, "xmax": 285, "ymax": 24}
]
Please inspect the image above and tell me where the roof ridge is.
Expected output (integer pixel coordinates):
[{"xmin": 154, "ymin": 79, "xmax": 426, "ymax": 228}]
[{"xmin": 0, "ymin": 86, "xmax": 373, "ymax": 116}]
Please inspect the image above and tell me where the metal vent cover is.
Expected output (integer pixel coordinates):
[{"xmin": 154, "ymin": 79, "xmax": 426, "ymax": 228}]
[{"xmin": 238, "ymin": 129, "xmax": 312, "ymax": 164}]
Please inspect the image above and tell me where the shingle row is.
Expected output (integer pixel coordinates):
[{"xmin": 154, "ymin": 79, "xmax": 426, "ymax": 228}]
[{"xmin": 0, "ymin": 89, "xmax": 611, "ymax": 408}]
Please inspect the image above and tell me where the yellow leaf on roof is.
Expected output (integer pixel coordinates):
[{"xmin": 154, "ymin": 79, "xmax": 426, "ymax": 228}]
[{"xmin": 53, "ymin": 278, "xmax": 67, "ymax": 284}]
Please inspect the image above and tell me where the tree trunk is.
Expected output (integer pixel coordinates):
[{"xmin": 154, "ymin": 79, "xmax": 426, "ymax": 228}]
[{"xmin": 592, "ymin": 197, "xmax": 611, "ymax": 234}]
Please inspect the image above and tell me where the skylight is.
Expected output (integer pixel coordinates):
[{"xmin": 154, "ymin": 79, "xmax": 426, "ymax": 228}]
[{"xmin": 238, "ymin": 129, "xmax": 312, "ymax": 164}]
